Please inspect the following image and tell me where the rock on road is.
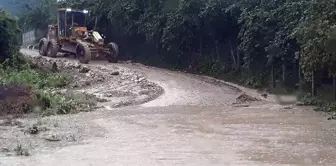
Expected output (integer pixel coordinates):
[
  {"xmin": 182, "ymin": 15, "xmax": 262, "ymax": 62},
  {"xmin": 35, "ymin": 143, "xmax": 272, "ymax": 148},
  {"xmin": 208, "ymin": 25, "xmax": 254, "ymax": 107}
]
[{"xmin": 1, "ymin": 50, "xmax": 336, "ymax": 166}]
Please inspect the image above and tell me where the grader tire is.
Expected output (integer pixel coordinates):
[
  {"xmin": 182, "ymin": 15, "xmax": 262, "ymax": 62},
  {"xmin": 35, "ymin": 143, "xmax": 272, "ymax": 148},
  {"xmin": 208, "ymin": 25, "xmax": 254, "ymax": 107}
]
[
  {"xmin": 38, "ymin": 38, "xmax": 48, "ymax": 56},
  {"xmin": 107, "ymin": 42, "xmax": 119, "ymax": 63},
  {"xmin": 46, "ymin": 39, "xmax": 59, "ymax": 58},
  {"xmin": 76, "ymin": 42, "xmax": 91, "ymax": 64}
]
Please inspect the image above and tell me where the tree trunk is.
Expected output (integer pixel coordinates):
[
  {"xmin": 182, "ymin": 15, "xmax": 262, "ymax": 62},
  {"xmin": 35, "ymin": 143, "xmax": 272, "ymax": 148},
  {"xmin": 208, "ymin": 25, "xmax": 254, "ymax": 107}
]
[
  {"xmin": 282, "ymin": 61, "xmax": 286, "ymax": 86},
  {"xmin": 215, "ymin": 40, "xmax": 219, "ymax": 58},
  {"xmin": 236, "ymin": 49, "xmax": 240, "ymax": 70},
  {"xmin": 248, "ymin": 53, "xmax": 251, "ymax": 77},
  {"xmin": 199, "ymin": 35, "xmax": 203, "ymax": 57},
  {"xmin": 333, "ymin": 77, "xmax": 336, "ymax": 100},
  {"xmin": 155, "ymin": 35, "xmax": 161, "ymax": 64},
  {"xmin": 212, "ymin": 44, "xmax": 216, "ymax": 57},
  {"xmin": 312, "ymin": 70, "xmax": 316, "ymax": 96},
  {"xmin": 271, "ymin": 64, "xmax": 275, "ymax": 88},
  {"xmin": 156, "ymin": 37, "xmax": 160, "ymax": 57},
  {"xmin": 298, "ymin": 63, "xmax": 303, "ymax": 93},
  {"xmin": 297, "ymin": 50, "xmax": 303, "ymax": 93},
  {"xmin": 229, "ymin": 40, "xmax": 237, "ymax": 69},
  {"xmin": 188, "ymin": 40, "xmax": 192, "ymax": 69}
]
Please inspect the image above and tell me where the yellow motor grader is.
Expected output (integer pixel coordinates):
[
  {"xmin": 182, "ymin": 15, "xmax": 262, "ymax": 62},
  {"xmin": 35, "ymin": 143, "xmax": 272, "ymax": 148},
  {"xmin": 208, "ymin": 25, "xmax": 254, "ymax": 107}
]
[{"xmin": 38, "ymin": 8, "xmax": 119, "ymax": 64}]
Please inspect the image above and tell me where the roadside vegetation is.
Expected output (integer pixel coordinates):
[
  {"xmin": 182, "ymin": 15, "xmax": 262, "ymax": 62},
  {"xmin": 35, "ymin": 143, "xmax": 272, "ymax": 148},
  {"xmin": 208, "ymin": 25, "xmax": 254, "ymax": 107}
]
[
  {"xmin": 7, "ymin": 0, "xmax": 336, "ymax": 113},
  {"xmin": 0, "ymin": 9, "xmax": 96, "ymax": 118}
]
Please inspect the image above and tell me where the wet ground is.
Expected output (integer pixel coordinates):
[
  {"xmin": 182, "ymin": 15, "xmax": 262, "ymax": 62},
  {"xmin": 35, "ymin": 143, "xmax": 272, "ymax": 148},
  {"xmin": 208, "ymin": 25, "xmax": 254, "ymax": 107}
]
[{"xmin": 1, "ymin": 51, "xmax": 336, "ymax": 166}]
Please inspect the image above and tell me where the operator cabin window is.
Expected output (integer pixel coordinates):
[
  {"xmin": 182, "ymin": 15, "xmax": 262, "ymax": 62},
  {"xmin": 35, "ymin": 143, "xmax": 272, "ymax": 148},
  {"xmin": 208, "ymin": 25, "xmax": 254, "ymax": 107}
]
[
  {"xmin": 59, "ymin": 10, "xmax": 65, "ymax": 36},
  {"xmin": 65, "ymin": 11, "xmax": 87, "ymax": 36},
  {"xmin": 66, "ymin": 12, "xmax": 72, "ymax": 36},
  {"xmin": 66, "ymin": 12, "xmax": 85, "ymax": 27},
  {"xmin": 72, "ymin": 12, "xmax": 86, "ymax": 27}
]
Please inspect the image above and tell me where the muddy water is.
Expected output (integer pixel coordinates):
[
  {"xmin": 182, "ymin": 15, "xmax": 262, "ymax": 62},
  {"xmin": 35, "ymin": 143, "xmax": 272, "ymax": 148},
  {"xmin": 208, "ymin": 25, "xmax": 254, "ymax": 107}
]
[{"xmin": 1, "ymin": 55, "xmax": 336, "ymax": 166}]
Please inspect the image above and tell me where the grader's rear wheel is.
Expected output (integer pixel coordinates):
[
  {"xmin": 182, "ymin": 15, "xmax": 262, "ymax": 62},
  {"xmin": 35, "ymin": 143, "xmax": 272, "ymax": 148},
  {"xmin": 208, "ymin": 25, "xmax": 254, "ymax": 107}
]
[
  {"xmin": 46, "ymin": 39, "xmax": 59, "ymax": 58},
  {"xmin": 38, "ymin": 38, "xmax": 48, "ymax": 56},
  {"xmin": 107, "ymin": 42, "xmax": 119, "ymax": 63},
  {"xmin": 76, "ymin": 42, "xmax": 91, "ymax": 64}
]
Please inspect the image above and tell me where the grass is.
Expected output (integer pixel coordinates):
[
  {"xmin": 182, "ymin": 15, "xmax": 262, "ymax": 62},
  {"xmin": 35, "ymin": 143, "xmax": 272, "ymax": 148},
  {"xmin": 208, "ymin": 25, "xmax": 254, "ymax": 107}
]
[
  {"xmin": 0, "ymin": 58, "xmax": 97, "ymax": 117},
  {"xmin": 298, "ymin": 93, "xmax": 336, "ymax": 113},
  {"xmin": 0, "ymin": 68, "xmax": 69, "ymax": 89},
  {"xmin": 33, "ymin": 91, "xmax": 100, "ymax": 116}
]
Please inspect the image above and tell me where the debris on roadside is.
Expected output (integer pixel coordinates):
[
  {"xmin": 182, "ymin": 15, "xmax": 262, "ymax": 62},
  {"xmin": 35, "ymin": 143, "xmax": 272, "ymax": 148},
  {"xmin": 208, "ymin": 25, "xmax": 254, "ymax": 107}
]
[
  {"xmin": 327, "ymin": 112, "xmax": 336, "ymax": 120},
  {"xmin": 51, "ymin": 62, "xmax": 58, "ymax": 73},
  {"xmin": 1, "ymin": 147, "xmax": 10, "ymax": 153},
  {"xmin": 110, "ymin": 71, "xmax": 120, "ymax": 75},
  {"xmin": 296, "ymin": 101, "xmax": 305, "ymax": 106},
  {"xmin": 0, "ymin": 119, "xmax": 23, "ymax": 127},
  {"xmin": 261, "ymin": 93, "xmax": 268, "ymax": 98},
  {"xmin": 74, "ymin": 63, "xmax": 81, "ymax": 69},
  {"xmin": 233, "ymin": 104, "xmax": 250, "ymax": 108},
  {"xmin": 79, "ymin": 66, "xmax": 90, "ymax": 73},
  {"xmin": 43, "ymin": 134, "xmax": 61, "ymax": 142},
  {"xmin": 139, "ymin": 90, "xmax": 150, "ymax": 95},
  {"xmin": 235, "ymin": 93, "xmax": 260, "ymax": 104},
  {"xmin": 23, "ymin": 122, "xmax": 50, "ymax": 135},
  {"xmin": 26, "ymin": 126, "xmax": 39, "ymax": 135},
  {"xmin": 14, "ymin": 144, "xmax": 30, "ymax": 156}
]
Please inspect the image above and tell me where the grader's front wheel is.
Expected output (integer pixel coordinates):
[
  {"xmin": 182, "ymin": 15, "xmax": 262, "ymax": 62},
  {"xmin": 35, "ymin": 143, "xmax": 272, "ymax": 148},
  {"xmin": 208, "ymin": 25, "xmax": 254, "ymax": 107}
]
[
  {"xmin": 46, "ymin": 39, "xmax": 59, "ymax": 58},
  {"xmin": 76, "ymin": 42, "xmax": 91, "ymax": 64},
  {"xmin": 106, "ymin": 42, "xmax": 119, "ymax": 63}
]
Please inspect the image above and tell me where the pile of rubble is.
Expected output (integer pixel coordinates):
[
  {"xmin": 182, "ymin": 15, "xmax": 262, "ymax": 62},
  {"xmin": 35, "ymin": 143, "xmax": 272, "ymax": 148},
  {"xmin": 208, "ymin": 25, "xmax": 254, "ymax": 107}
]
[{"xmin": 22, "ymin": 53, "xmax": 164, "ymax": 108}]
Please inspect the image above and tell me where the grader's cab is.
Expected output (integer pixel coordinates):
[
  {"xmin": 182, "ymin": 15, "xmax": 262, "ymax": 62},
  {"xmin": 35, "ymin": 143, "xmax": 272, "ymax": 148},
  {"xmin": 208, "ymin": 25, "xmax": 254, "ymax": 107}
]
[{"xmin": 39, "ymin": 8, "xmax": 119, "ymax": 64}]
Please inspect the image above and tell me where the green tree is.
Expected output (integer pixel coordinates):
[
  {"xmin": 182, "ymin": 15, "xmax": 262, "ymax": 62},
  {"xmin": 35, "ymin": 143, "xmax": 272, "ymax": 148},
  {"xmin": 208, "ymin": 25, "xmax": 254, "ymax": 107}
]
[
  {"xmin": 0, "ymin": 9, "xmax": 20, "ymax": 63},
  {"xmin": 19, "ymin": 0, "xmax": 336, "ymax": 100}
]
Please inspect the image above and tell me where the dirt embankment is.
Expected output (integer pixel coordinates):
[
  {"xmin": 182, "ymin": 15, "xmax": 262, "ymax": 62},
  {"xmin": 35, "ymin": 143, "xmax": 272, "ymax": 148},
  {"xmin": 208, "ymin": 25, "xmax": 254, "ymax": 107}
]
[
  {"xmin": 23, "ymin": 53, "xmax": 164, "ymax": 109},
  {"xmin": 0, "ymin": 50, "xmax": 164, "ymax": 157}
]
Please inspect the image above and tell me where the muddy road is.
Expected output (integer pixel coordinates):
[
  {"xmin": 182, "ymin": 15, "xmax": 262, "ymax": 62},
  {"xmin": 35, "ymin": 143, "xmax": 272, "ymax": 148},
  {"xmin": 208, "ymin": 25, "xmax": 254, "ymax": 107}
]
[{"xmin": 1, "ymin": 49, "xmax": 336, "ymax": 166}]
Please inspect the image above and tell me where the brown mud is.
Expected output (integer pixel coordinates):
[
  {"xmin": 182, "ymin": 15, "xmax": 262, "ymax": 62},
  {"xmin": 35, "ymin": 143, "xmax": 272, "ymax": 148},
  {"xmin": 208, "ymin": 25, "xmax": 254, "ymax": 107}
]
[{"xmin": 0, "ymin": 49, "xmax": 336, "ymax": 166}]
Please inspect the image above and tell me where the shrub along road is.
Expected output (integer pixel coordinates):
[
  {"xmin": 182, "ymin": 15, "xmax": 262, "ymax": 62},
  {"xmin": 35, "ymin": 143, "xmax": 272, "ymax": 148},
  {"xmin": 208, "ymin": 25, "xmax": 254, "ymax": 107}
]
[{"xmin": 1, "ymin": 49, "xmax": 336, "ymax": 166}]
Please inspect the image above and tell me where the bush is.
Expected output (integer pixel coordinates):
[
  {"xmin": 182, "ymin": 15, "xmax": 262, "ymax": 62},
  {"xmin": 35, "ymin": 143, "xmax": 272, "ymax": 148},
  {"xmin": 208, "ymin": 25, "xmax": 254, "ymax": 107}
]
[
  {"xmin": 0, "ymin": 68, "xmax": 69, "ymax": 89},
  {"xmin": 32, "ymin": 91, "xmax": 99, "ymax": 116},
  {"xmin": 298, "ymin": 93, "xmax": 336, "ymax": 113},
  {"xmin": 0, "ymin": 61, "xmax": 75, "ymax": 117},
  {"xmin": 32, "ymin": 91, "xmax": 75, "ymax": 116},
  {"xmin": 0, "ymin": 9, "xmax": 20, "ymax": 63}
]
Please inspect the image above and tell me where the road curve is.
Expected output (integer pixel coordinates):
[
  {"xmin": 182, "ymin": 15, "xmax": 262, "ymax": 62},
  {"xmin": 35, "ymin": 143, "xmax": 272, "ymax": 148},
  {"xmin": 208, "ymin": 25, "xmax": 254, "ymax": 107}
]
[{"xmin": 1, "ymin": 53, "xmax": 336, "ymax": 166}]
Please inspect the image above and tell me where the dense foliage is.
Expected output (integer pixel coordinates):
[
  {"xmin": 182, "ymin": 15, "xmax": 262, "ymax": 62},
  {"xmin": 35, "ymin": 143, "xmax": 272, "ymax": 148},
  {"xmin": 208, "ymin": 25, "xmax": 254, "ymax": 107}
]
[
  {"xmin": 0, "ymin": 9, "xmax": 20, "ymax": 63},
  {"xmin": 17, "ymin": 0, "xmax": 336, "ymax": 98}
]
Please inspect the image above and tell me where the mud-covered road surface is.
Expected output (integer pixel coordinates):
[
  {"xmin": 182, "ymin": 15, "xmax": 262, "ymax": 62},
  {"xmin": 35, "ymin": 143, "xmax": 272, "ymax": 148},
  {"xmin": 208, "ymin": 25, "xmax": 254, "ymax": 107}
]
[{"xmin": 1, "ymin": 50, "xmax": 336, "ymax": 166}]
